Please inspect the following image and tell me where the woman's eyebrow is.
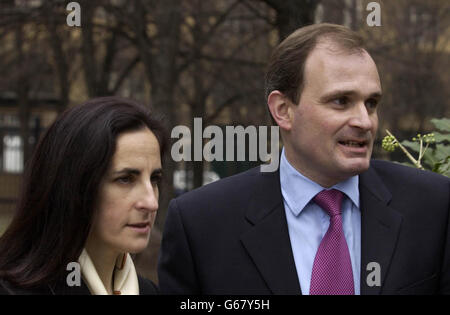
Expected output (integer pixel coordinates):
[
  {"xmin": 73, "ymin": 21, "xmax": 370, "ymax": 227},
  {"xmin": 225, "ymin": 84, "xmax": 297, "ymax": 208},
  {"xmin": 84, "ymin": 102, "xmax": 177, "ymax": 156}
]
[
  {"xmin": 112, "ymin": 168, "xmax": 163, "ymax": 176},
  {"xmin": 112, "ymin": 168, "xmax": 141, "ymax": 175}
]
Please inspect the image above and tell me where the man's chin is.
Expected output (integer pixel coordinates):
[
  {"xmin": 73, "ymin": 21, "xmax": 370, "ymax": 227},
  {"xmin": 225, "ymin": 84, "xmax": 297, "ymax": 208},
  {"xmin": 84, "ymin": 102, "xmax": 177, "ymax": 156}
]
[{"xmin": 340, "ymin": 158, "xmax": 371, "ymax": 176}]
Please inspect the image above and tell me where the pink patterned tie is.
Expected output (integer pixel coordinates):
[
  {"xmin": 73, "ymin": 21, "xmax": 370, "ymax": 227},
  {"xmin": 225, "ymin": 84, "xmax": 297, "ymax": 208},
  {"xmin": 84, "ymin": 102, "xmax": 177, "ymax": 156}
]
[{"xmin": 309, "ymin": 189, "xmax": 355, "ymax": 295}]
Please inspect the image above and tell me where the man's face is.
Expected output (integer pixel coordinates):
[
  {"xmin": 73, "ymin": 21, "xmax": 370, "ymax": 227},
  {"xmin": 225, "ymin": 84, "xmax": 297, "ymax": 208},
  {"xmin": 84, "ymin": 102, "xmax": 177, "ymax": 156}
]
[{"xmin": 284, "ymin": 42, "xmax": 381, "ymax": 187}]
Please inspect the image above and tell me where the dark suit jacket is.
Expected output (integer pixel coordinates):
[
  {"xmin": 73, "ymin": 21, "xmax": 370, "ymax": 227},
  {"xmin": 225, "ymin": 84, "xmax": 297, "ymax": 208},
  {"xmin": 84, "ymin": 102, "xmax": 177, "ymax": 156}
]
[
  {"xmin": 0, "ymin": 275, "xmax": 158, "ymax": 295},
  {"xmin": 158, "ymin": 160, "xmax": 450, "ymax": 295}
]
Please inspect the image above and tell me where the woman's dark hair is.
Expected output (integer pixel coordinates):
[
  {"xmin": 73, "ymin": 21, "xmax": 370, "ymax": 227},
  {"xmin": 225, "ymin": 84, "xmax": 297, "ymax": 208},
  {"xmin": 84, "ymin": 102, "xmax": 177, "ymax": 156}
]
[{"xmin": 0, "ymin": 96, "xmax": 167, "ymax": 288}]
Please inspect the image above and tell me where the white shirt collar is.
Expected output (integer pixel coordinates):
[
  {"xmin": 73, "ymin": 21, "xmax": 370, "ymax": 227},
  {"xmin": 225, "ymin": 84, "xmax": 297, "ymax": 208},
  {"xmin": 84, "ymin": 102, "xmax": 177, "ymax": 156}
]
[{"xmin": 280, "ymin": 148, "xmax": 360, "ymax": 217}]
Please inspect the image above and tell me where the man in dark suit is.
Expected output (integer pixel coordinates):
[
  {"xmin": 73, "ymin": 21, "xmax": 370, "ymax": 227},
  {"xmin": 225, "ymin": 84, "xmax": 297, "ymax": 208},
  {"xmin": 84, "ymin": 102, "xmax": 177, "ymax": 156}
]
[{"xmin": 158, "ymin": 23, "xmax": 450, "ymax": 295}]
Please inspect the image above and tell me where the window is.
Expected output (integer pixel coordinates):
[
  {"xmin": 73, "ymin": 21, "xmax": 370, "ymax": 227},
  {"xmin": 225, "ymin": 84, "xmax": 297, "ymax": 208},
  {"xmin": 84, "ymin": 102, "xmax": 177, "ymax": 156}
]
[{"xmin": 2, "ymin": 134, "xmax": 23, "ymax": 173}]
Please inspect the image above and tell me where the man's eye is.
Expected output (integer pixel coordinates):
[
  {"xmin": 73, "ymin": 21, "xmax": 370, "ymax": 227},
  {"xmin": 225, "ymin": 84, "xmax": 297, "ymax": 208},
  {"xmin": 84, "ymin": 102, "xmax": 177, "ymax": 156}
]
[
  {"xmin": 151, "ymin": 174, "xmax": 162, "ymax": 185},
  {"xmin": 366, "ymin": 98, "xmax": 378, "ymax": 109},
  {"xmin": 332, "ymin": 96, "xmax": 349, "ymax": 106}
]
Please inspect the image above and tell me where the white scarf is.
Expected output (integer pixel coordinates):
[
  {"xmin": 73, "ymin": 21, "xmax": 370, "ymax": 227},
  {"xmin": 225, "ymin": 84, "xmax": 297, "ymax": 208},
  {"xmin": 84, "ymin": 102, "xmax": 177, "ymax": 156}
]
[{"xmin": 78, "ymin": 248, "xmax": 139, "ymax": 295}]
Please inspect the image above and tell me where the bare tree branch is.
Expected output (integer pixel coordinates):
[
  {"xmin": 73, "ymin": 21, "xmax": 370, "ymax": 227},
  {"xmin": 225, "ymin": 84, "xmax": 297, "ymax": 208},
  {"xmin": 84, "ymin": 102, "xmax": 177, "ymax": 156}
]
[{"xmin": 111, "ymin": 54, "xmax": 141, "ymax": 94}]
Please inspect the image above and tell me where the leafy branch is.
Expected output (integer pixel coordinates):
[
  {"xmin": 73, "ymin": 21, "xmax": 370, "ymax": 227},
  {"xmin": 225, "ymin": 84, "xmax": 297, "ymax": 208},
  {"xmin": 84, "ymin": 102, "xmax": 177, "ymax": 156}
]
[{"xmin": 381, "ymin": 118, "xmax": 450, "ymax": 177}]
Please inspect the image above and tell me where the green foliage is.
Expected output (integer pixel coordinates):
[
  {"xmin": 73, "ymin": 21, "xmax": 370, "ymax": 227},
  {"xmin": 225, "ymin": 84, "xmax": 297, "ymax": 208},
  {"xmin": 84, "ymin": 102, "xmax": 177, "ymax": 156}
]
[
  {"xmin": 381, "ymin": 118, "xmax": 450, "ymax": 177},
  {"xmin": 381, "ymin": 135, "xmax": 399, "ymax": 152}
]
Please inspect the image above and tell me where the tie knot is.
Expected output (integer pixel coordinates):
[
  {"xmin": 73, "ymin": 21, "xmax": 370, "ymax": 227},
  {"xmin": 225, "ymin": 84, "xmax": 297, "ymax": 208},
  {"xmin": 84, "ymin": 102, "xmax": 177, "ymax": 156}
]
[{"xmin": 313, "ymin": 189, "xmax": 344, "ymax": 217}]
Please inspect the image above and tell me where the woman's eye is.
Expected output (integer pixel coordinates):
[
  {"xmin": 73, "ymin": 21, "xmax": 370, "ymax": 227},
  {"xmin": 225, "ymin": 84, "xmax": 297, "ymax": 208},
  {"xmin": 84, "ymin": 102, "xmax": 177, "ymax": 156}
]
[{"xmin": 116, "ymin": 175, "xmax": 134, "ymax": 184}]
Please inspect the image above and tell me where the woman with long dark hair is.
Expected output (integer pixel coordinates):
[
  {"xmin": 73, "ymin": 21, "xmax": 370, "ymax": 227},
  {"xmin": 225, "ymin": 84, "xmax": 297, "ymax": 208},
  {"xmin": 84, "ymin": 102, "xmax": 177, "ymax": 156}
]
[{"xmin": 0, "ymin": 96, "xmax": 167, "ymax": 295}]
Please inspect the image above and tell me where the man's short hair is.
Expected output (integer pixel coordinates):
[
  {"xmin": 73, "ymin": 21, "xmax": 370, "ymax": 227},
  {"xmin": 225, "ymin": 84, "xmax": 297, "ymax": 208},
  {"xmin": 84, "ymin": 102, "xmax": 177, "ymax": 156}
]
[{"xmin": 265, "ymin": 23, "xmax": 366, "ymax": 105}]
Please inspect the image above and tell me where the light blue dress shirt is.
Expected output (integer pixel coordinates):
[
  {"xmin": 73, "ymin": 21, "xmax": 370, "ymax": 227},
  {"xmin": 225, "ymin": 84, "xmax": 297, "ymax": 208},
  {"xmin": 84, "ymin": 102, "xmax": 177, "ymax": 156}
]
[{"xmin": 280, "ymin": 149, "xmax": 361, "ymax": 295}]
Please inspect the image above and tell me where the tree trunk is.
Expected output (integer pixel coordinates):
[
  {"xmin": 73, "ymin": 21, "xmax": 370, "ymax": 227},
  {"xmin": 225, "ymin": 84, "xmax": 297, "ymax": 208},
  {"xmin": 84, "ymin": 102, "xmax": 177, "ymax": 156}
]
[
  {"xmin": 149, "ymin": 0, "xmax": 182, "ymax": 229},
  {"xmin": 45, "ymin": 17, "xmax": 70, "ymax": 113},
  {"xmin": 261, "ymin": 0, "xmax": 319, "ymax": 40},
  {"xmin": 80, "ymin": 0, "xmax": 98, "ymax": 97},
  {"xmin": 15, "ymin": 26, "xmax": 31, "ymax": 166}
]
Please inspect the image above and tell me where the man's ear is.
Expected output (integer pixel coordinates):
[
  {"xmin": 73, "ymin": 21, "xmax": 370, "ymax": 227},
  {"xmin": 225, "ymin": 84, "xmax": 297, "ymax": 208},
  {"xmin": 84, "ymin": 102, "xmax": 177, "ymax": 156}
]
[{"xmin": 267, "ymin": 90, "xmax": 293, "ymax": 131}]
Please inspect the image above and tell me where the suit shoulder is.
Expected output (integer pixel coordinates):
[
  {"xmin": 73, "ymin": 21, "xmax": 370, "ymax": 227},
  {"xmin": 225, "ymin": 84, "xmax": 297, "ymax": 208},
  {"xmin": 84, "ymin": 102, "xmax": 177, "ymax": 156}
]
[
  {"xmin": 371, "ymin": 159, "xmax": 449, "ymax": 183},
  {"xmin": 173, "ymin": 166, "xmax": 264, "ymax": 205},
  {"xmin": 168, "ymin": 166, "xmax": 276, "ymax": 220},
  {"xmin": 138, "ymin": 275, "xmax": 158, "ymax": 295},
  {"xmin": 370, "ymin": 159, "xmax": 449, "ymax": 196}
]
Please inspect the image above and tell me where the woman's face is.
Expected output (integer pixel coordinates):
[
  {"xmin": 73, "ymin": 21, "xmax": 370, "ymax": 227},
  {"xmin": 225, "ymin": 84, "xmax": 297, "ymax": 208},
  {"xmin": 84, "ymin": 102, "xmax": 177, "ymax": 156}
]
[{"xmin": 87, "ymin": 127, "xmax": 162, "ymax": 255}]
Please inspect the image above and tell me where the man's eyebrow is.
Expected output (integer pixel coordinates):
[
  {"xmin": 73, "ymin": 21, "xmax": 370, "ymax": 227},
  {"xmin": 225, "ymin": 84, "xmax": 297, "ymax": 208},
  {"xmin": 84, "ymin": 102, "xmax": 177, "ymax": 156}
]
[
  {"xmin": 368, "ymin": 92, "xmax": 382, "ymax": 99},
  {"xmin": 152, "ymin": 168, "xmax": 163, "ymax": 176},
  {"xmin": 320, "ymin": 90, "xmax": 382, "ymax": 102}
]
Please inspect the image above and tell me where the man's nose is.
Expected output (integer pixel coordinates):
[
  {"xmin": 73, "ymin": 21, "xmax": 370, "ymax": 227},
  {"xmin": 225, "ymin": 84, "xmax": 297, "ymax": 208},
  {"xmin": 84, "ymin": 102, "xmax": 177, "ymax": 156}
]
[
  {"xmin": 349, "ymin": 102, "xmax": 375, "ymax": 131},
  {"xmin": 136, "ymin": 182, "xmax": 159, "ymax": 213}
]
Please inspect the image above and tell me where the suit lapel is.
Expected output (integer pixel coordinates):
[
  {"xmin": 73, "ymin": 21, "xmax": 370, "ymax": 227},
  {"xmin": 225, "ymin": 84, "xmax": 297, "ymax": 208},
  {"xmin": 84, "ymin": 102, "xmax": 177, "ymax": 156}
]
[
  {"xmin": 240, "ymin": 168, "xmax": 301, "ymax": 295},
  {"xmin": 359, "ymin": 165, "xmax": 403, "ymax": 295}
]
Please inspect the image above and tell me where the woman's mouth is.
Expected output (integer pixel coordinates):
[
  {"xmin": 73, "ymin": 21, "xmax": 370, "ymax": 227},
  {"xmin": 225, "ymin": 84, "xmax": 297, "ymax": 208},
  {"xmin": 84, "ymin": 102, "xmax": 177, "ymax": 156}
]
[{"xmin": 126, "ymin": 222, "xmax": 151, "ymax": 233}]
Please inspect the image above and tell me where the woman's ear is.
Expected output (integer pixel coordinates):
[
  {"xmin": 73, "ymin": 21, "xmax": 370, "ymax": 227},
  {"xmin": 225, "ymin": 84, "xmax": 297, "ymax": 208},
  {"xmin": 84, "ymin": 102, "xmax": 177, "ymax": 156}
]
[{"xmin": 267, "ymin": 90, "xmax": 293, "ymax": 131}]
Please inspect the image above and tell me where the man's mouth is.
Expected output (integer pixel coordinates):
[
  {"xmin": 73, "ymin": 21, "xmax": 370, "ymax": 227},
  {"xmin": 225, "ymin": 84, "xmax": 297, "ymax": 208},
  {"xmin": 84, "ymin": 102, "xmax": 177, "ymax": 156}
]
[{"xmin": 338, "ymin": 140, "xmax": 368, "ymax": 147}]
